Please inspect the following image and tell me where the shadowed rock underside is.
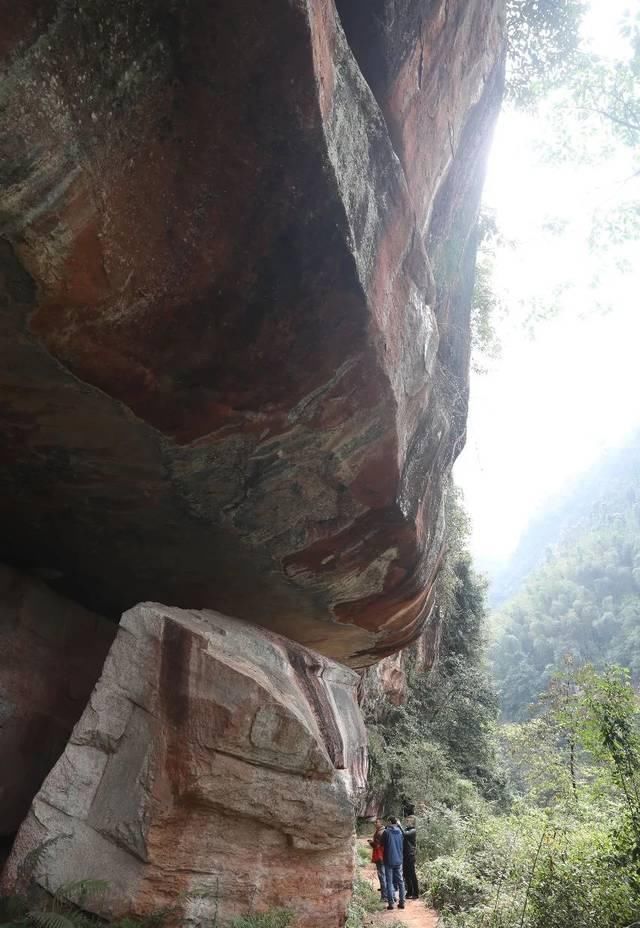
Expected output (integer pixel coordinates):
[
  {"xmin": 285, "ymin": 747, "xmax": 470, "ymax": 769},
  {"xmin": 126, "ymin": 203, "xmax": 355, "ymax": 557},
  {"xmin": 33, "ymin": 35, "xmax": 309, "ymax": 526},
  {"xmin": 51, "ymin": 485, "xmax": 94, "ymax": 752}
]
[{"xmin": 0, "ymin": 564, "xmax": 115, "ymax": 841}]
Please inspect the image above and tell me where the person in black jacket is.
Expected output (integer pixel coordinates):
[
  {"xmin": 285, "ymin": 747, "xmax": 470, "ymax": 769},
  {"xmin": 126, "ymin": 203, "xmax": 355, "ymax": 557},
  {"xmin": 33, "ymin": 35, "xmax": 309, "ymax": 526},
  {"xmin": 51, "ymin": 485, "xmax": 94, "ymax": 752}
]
[{"xmin": 402, "ymin": 815, "xmax": 420, "ymax": 899}]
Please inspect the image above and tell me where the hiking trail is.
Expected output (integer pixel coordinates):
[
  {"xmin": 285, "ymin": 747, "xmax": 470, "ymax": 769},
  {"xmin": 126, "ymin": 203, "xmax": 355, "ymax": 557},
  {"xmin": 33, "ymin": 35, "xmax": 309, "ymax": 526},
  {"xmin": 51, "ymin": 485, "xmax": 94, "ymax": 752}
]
[{"xmin": 357, "ymin": 839, "xmax": 439, "ymax": 928}]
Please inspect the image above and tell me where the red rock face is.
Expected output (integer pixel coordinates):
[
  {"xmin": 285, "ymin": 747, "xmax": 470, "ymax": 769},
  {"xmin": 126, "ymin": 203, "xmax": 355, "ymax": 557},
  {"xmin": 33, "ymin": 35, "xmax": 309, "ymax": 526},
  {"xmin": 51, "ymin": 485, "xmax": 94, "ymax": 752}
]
[
  {"xmin": 0, "ymin": 0, "xmax": 504, "ymax": 665},
  {"xmin": 0, "ymin": 565, "xmax": 114, "ymax": 840},
  {"xmin": 2, "ymin": 604, "xmax": 368, "ymax": 928},
  {"xmin": 369, "ymin": 606, "xmax": 445, "ymax": 707}
]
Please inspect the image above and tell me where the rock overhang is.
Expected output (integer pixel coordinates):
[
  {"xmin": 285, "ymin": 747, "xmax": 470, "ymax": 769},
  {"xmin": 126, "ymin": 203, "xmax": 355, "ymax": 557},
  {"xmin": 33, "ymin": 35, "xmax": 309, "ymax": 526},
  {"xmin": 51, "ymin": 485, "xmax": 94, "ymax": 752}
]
[{"xmin": 0, "ymin": 0, "xmax": 506, "ymax": 666}]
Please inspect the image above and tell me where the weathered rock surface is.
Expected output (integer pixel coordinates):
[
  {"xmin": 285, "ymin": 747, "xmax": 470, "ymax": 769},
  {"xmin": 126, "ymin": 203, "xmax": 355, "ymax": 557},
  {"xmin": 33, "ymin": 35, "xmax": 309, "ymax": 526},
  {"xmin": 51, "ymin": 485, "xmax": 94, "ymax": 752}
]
[
  {"xmin": 0, "ymin": 564, "xmax": 114, "ymax": 842},
  {"xmin": 0, "ymin": 0, "xmax": 505, "ymax": 665},
  {"xmin": 2, "ymin": 603, "xmax": 367, "ymax": 927},
  {"xmin": 374, "ymin": 650, "xmax": 411, "ymax": 707},
  {"xmin": 371, "ymin": 606, "xmax": 444, "ymax": 706}
]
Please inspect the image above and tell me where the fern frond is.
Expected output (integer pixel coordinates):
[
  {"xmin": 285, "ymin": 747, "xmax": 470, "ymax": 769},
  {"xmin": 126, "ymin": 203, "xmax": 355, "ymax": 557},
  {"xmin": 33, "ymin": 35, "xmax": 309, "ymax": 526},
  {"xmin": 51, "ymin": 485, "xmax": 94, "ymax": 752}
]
[
  {"xmin": 58, "ymin": 913, "xmax": 101, "ymax": 928},
  {"xmin": 54, "ymin": 880, "xmax": 109, "ymax": 905},
  {"xmin": 26, "ymin": 910, "xmax": 77, "ymax": 928},
  {"xmin": 18, "ymin": 838, "xmax": 62, "ymax": 886}
]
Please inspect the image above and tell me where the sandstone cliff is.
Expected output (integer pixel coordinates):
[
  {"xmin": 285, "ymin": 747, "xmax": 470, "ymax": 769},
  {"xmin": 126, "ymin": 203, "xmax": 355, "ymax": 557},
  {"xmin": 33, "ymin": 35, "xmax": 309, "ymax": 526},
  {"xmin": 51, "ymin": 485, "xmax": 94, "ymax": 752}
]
[
  {"xmin": 0, "ymin": 0, "xmax": 504, "ymax": 666},
  {"xmin": 0, "ymin": 0, "xmax": 505, "ymax": 923}
]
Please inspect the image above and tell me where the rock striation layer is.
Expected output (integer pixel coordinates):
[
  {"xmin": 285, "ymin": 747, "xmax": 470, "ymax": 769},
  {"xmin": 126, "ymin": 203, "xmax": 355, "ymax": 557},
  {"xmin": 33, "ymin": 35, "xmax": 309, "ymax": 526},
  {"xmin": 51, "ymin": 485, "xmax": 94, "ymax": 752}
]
[
  {"xmin": 2, "ymin": 604, "xmax": 367, "ymax": 928},
  {"xmin": 0, "ymin": 0, "xmax": 505, "ymax": 665},
  {"xmin": 0, "ymin": 564, "xmax": 114, "ymax": 843}
]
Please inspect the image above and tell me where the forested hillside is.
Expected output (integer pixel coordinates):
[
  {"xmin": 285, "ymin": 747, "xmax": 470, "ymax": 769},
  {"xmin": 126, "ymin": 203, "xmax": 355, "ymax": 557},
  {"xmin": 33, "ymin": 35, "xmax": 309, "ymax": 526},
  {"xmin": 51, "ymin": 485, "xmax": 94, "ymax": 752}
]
[
  {"xmin": 490, "ymin": 435, "xmax": 640, "ymax": 607},
  {"xmin": 360, "ymin": 486, "xmax": 640, "ymax": 928},
  {"xmin": 491, "ymin": 433, "xmax": 640, "ymax": 719}
]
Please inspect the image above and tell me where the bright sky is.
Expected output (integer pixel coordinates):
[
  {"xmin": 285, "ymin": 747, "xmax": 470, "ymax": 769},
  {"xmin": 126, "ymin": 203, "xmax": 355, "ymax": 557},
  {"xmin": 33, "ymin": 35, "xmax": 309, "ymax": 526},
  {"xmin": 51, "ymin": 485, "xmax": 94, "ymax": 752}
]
[{"xmin": 455, "ymin": 0, "xmax": 640, "ymax": 570}]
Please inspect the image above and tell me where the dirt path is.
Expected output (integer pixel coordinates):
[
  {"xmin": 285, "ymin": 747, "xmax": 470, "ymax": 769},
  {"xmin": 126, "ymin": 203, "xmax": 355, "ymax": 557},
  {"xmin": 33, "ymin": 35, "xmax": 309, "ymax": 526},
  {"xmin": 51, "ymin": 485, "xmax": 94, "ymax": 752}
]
[{"xmin": 358, "ymin": 840, "xmax": 439, "ymax": 928}]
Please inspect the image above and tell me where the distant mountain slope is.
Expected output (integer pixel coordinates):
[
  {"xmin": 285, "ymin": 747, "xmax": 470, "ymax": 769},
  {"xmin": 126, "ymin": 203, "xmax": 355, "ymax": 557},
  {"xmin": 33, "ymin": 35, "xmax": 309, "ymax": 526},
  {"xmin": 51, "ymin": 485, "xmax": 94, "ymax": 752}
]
[
  {"xmin": 489, "ymin": 435, "xmax": 640, "ymax": 608},
  {"xmin": 489, "ymin": 433, "xmax": 640, "ymax": 719}
]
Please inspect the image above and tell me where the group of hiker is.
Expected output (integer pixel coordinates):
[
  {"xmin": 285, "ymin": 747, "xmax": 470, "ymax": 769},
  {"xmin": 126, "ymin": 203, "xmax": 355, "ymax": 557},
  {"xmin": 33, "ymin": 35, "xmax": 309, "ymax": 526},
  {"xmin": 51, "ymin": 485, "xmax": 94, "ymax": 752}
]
[{"xmin": 368, "ymin": 815, "xmax": 420, "ymax": 911}]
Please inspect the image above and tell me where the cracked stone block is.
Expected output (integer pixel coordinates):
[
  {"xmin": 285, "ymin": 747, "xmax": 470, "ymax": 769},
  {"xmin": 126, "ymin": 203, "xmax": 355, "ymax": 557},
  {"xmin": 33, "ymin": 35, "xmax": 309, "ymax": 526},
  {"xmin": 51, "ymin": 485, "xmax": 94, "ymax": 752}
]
[{"xmin": 2, "ymin": 603, "xmax": 368, "ymax": 928}]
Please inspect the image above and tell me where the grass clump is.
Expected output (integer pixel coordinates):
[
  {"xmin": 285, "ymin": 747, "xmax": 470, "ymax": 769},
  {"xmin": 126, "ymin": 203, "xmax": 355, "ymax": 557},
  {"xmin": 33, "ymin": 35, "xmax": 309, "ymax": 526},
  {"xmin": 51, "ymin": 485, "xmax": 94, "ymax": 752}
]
[
  {"xmin": 345, "ymin": 876, "xmax": 383, "ymax": 928},
  {"xmin": 229, "ymin": 912, "xmax": 292, "ymax": 928},
  {"xmin": 356, "ymin": 845, "xmax": 370, "ymax": 867}
]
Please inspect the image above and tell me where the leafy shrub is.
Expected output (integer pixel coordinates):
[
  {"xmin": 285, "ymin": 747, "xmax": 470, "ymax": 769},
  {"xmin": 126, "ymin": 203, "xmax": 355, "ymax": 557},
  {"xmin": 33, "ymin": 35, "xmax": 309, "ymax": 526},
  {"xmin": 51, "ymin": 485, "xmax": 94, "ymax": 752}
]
[
  {"xmin": 420, "ymin": 792, "xmax": 640, "ymax": 928},
  {"xmin": 423, "ymin": 856, "xmax": 486, "ymax": 913},
  {"xmin": 528, "ymin": 819, "xmax": 640, "ymax": 928},
  {"xmin": 415, "ymin": 805, "xmax": 468, "ymax": 861}
]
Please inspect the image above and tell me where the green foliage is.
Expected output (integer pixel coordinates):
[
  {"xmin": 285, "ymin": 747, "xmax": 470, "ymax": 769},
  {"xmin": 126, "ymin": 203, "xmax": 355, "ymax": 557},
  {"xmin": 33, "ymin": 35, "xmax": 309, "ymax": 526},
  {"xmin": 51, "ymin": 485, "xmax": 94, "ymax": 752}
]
[
  {"xmin": 529, "ymin": 824, "xmax": 640, "ymax": 928},
  {"xmin": 415, "ymin": 806, "xmax": 467, "ymax": 862},
  {"xmin": 16, "ymin": 838, "xmax": 61, "ymax": 889},
  {"xmin": 0, "ymin": 875, "xmax": 109, "ymax": 928},
  {"xmin": 505, "ymin": 0, "xmax": 586, "ymax": 107},
  {"xmin": 491, "ymin": 439, "xmax": 640, "ymax": 720},
  {"xmin": 54, "ymin": 883, "xmax": 109, "ymax": 909},
  {"xmin": 26, "ymin": 915, "xmax": 85, "ymax": 928},
  {"xmin": 344, "ymin": 877, "xmax": 383, "ymax": 928},
  {"xmin": 482, "ymin": 3, "xmax": 639, "ymax": 344},
  {"xmin": 229, "ymin": 911, "xmax": 292, "ymax": 928},
  {"xmin": 109, "ymin": 921, "xmax": 165, "ymax": 928},
  {"xmin": 470, "ymin": 211, "xmax": 504, "ymax": 374},
  {"xmin": 420, "ymin": 804, "xmax": 544, "ymax": 926},
  {"xmin": 470, "ymin": 259, "xmax": 502, "ymax": 374},
  {"xmin": 548, "ymin": 7, "xmax": 640, "ymax": 159},
  {"xmin": 396, "ymin": 739, "xmax": 470, "ymax": 811},
  {"xmin": 425, "ymin": 856, "xmax": 485, "ymax": 913},
  {"xmin": 436, "ymin": 487, "xmax": 474, "ymax": 606},
  {"xmin": 356, "ymin": 844, "xmax": 370, "ymax": 867},
  {"xmin": 420, "ymin": 666, "xmax": 640, "ymax": 928},
  {"xmin": 423, "ymin": 800, "xmax": 640, "ymax": 928}
]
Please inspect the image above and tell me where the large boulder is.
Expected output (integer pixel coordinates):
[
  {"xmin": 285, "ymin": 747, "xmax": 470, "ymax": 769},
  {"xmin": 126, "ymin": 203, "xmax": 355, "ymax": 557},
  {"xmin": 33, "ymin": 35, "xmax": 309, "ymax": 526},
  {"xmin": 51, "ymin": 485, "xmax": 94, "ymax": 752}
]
[
  {"xmin": 2, "ymin": 604, "xmax": 367, "ymax": 928},
  {"xmin": 0, "ymin": 0, "xmax": 505, "ymax": 666},
  {"xmin": 0, "ymin": 564, "xmax": 114, "ymax": 844}
]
